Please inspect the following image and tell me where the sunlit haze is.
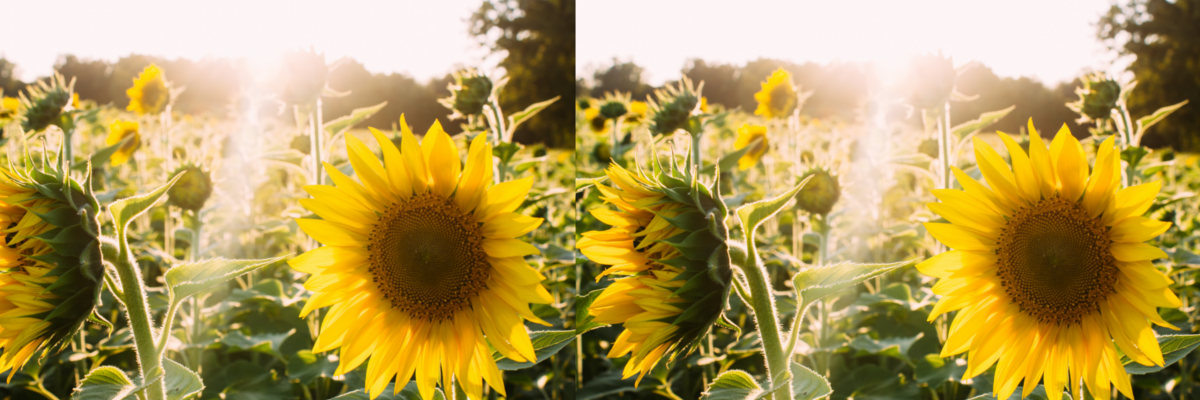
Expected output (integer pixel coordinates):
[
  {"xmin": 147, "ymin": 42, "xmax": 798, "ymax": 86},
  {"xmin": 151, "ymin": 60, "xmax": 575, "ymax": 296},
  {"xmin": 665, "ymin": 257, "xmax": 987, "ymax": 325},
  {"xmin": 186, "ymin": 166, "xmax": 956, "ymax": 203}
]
[
  {"xmin": 579, "ymin": 0, "xmax": 1120, "ymax": 85},
  {"xmin": 1, "ymin": 0, "xmax": 493, "ymax": 81}
]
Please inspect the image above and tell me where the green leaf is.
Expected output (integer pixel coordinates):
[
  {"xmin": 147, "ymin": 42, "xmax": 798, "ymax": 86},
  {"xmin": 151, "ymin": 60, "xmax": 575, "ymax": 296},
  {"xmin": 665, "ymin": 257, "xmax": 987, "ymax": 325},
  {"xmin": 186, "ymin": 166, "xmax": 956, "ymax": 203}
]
[
  {"xmin": 701, "ymin": 370, "xmax": 762, "ymax": 400},
  {"xmin": 507, "ymin": 96, "xmax": 561, "ymax": 135},
  {"xmin": 792, "ymin": 259, "xmax": 917, "ymax": 324},
  {"xmin": 287, "ymin": 350, "xmax": 338, "ymax": 385},
  {"xmin": 332, "ymin": 381, "xmax": 445, "ymax": 400},
  {"xmin": 164, "ymin": 256, "xmax": 286, "ymax": 308},
  {"xmin": 109, "ymin": 172, "xmax": 183, "ymax": 238},
  {"xmin": 492, "ymin": 329, "xmax": 574, "ymax": 370},
  {"xmin": 968, "ymin": 385, "xmax": 1068, "ymax": 400},
  {"xmin": 950, "ymin": 105, "xmax": 1015, "ymax": 138},
  {"xmin": 848, "ymin": 333, "xmax": 923, "ymax": 363},
  {"xmin": 71, "ymin": 366, "xmax": 138, "ymax": 400},
  {"xmin": 915, "ymin": 354, "xmax": 965, "ymax": 385},
  {"xmin": 736, "ymin": 175, "xmax": 812, "ymax": 242},
  {"xmin": 575, "ymin": 289, "xmax": 607, "ymax": 335},
  {"xmin": 323, "ymin": 101, "xmax": 387, "ymax": 135},
  {"xmin": 700, "ymin": 140, "xmax": 756, "ymax": 175},
  {"xmin": 578, "ymin": 370, "xmax": 641, "ymax": 400},
  {"xmin": 790, "ymin": 361, "xmax": 832, "ymax": 400},
  {"xmin": 1123, "ymin": 334, "xmax": 1200, "ymax": 374},
  {"xmin": 575, "ymin": 176, "xmax": 607, "ymax": 192},
  {"xmin": 163, "ymin": 358, "xmax": 204, "ymax": 400},
  {"xmin": 1135, "ymin": 99, "xmax": 1188, "ymax": 144},
  {"xmin": 71, "ymin": 135, "xmax": 131, "ymax": 170}
]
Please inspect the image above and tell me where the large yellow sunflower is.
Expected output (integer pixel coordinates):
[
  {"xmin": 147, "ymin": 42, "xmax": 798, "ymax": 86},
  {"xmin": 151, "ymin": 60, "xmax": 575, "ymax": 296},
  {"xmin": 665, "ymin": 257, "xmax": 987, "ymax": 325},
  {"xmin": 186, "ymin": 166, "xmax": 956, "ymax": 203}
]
[
  {"xmin": 106, "ymin": 120, "xmax": 141, "ymax": 166},
  {"xmin": 753, "ymin": 68, "xmax": 796, "ymax": 119},
  {"xmin": 920, "ymin": 121, "xmax": 1179, "ymax": 400},
  {"xmin": 290, "ymin": 120, "xmax": 551, "ymax": 400},
  {"xmin": 580, "ymin": 163, "xmax": 728, "ymax": 384},
  {"xmin": 126, "ymin": 64, "xmax": 168, "ymax": 115},
  {"xmin": 733, "ymin": 124, "xmax": 768, "ymax": 170}
]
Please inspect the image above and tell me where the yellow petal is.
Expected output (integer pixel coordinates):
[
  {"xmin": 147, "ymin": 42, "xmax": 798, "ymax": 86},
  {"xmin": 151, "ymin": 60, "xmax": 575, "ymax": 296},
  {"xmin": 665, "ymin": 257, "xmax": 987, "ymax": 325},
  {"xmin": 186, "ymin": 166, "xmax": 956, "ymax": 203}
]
[
  {"xmin": 924, "ymin": 223, "xmax": 994, "ymax": 251},
  {"xmin": 997, "ymin": 132, "xmax": 1041, "ymax": 202},
  {"xmin": 1111, "ymin": 242, "xmax": 1168, "ymax": 262},
  {"xmin": 1049, "ymin": 125, "xmax": 1088, "ymax": 202},
  {"xmin": 297, "ymin": 219, "xmax": 366, "ymax": 247},
  {"xmin": 1110, "ymin": 216, "xmax": 1171, "ymax": 243}
]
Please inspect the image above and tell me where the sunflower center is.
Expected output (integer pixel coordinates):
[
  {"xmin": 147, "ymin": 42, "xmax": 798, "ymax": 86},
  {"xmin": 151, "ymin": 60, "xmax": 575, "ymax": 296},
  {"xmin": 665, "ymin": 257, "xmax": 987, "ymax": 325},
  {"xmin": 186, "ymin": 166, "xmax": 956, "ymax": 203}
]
[
  {"xmin": 996, "ymin": 196, "xmax": 1117, "ymax": 326},
  {"xmin": 768, "ymin": 84, "xmax": 792, "ymax": 113},
  {"xmin": 367, "ymin": 193, "xmax": 490, "ymax": 322}
]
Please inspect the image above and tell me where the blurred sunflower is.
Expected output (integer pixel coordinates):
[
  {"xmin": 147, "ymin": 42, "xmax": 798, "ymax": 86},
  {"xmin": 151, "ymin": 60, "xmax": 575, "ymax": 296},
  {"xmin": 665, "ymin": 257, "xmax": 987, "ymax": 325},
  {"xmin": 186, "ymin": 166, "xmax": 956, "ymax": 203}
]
[
  {"xmin": 580, "ymin": 163, "xmax": 730, "ymax": 384},
  {"xmin": 1, "ymin": 97, "xmax": 18, "ymax": 116},
  {"xmin": 0, "ymin": 164, "xmax": 104, "ymax": 377},
  {"xmin": 733, "ymin": 124, "xmax": 768, "ymax": 170},
  {"xmin": 586, "ymin": 107, "xmax": 609, "ymax": 134},
  {"xmin": 754, "ymin": 68, "xmax": 796, "ymax": 119},
  {"xmin": 920, "ymin": 120, "xmax": 1179, "ymax": 400},
  {"xmin": 106, "ymin": 120, "xmax": 141, "ymax": 166},
  {"xmin": 626, "ymin": 100, "xmax": 648, "ymax": 124},
  {"xmin": 126, "ymin": 64, "xmax": 169, "ymax": 115},
  {"xmin": 290, "ymin": 119, "xmax": 550, "ymax": 400}
]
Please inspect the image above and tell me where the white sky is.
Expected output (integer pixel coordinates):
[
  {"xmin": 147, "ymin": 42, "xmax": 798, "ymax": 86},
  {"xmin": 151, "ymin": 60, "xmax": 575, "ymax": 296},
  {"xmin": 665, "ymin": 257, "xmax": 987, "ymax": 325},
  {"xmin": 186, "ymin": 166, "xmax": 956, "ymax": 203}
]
[
  {"xmin": 1, "ymin": 0, "xmax": 495, "ymax": 82},
  {"xmin": 579, "ymin": 0, "xmax": 1122, "ymax": 86}
]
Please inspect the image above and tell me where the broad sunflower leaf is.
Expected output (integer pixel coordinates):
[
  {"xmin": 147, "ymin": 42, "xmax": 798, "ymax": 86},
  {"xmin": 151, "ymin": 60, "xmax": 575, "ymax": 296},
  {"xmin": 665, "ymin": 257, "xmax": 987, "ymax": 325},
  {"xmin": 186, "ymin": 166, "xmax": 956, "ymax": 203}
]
[
  {"xmin": 701, "ymin": 370, "xmax": 762, "ymax": 400},
  {"xmin": 71, "ymin": 135, "xmax": 132, "ymax": 171},
  {"xmin": 578, "ymin": 370, "xmax": 641, "ymax": 400},
  {"xmin": 736, "ymin": 175, "xmax": 812, "ymax": 242},
  {"xmin": 700, "ymin": 140, "xmax": 756, "ymax": 175},
  {"xmin": 507, "ymin": 96, "xmax": 561, "ymax": 135},
  {"xmin": 163, "ymin": 358, "xmax": 204, "ymax": 400},
  {"xmin": 950, "ymin": 105, "xmax": 1015, "ymax": 139},
  {"xmin": 493, "ymin": 329, "xmax": 575, "ymax": 370},
  {"xmin": 574, "ymin": 289, "xmax": 607, "ymax": 335},
  {"xmin": 792, "ymin": 259, "xmax": 917, "ymax": 323},
  {"xmin": 332, "ymin": 381, "xmax": 445, "ymax": 400},
  {"xmin": 322, "ymin": 101, "xmax": 387, "ymax": 135},
  {"xmin": 109, "ymin": 172, "xmax": 183, "ymax": 238},
  {"xmin": 287, "ymin": 350, "xmax": 338, "ymax": 385},
  {"xmin": 164, "ymin": 256, "xmax": 287, "ymax": 308},
  {"xmin": 790, "ymin": 361, "xmax": 832, "ymax": 400},
  {"xmin": 71, "ymin": 366, "xmax": 139, "ymax": 400},
  {"xmin": 1134, "ymin": 99, "xmax": 1188, "ymax": 143},
  {"xmin": 1123, "ymin": 334, "xmax": 1200, "ymax": 374}
]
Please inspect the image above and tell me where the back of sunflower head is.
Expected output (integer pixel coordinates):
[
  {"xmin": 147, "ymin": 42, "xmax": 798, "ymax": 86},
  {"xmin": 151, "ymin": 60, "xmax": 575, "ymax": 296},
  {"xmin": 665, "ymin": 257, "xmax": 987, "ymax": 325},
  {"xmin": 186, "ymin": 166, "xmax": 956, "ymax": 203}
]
[{"xmin": 0, "ymin": 140, "xmax": 105, "ymax": 372}]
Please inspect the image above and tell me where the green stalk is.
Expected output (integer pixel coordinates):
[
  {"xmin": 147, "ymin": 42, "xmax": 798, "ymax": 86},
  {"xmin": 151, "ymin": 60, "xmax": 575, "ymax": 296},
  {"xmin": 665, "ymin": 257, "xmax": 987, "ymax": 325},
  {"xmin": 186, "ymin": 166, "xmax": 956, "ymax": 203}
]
[
  {"xmin": 114, "ymin": 238, "xmax": 166, "ymax": 400},
  {"xmin": 691, "ymin": 131, "xmax": 702, "ymax": 173},
  {"xmin": 938, "ymin": 102, "xmax": 953, "ymax": 190},
  {"xmin": 733, "ymin": 241, "xmax": 793, "ymax": 400},
  {"xmin": 190, "ymin": 213, "xmax": 204, "ymax": 371},
  {"xmin": 610, "ymin": 116, "xmax": 623, "ymax": 165}
]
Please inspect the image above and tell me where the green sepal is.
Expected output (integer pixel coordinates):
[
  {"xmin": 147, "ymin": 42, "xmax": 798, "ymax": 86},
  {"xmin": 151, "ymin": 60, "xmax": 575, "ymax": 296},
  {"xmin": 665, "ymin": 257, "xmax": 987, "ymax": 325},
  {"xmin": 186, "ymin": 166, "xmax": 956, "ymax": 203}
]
[
  {"xmin": 665, "ymin": 229, "xmax": 722, "ymax": 261},
  {"xmin": 27, "ymin": 205, "xmax": 80, "ymax": 229},
  {"xmin": 659, "ymin": 210, "xmax": 708, "ymax": 231},
  {"xmin": 38, "ymin": 225, "xmax": 93, "ymax": 257}
]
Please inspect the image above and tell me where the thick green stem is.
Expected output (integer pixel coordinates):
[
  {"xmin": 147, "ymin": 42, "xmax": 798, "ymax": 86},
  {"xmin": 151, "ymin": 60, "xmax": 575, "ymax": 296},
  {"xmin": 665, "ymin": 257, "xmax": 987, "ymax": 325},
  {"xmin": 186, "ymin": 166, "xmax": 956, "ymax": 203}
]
[
  {"xmin": 190, "ymin": 214, "xmax": 204, "ymax": 371},
  {"xmin": 691, "ymin": 131, "xmax": 702, "ymax": 174},
  {"xmin": 113, "ymin": 239, "xmax": 166, "ymax": 400},
  {"xmin": 733, "ymin": 242, "xmax": 793, "ymax": 400},
  {"xmin": 610, "ymin": 117, "xmax": 623, "ymax": 165},
  {"xmin": 937, "ymin": 102, "xmax": 953, "ymax": 190}
]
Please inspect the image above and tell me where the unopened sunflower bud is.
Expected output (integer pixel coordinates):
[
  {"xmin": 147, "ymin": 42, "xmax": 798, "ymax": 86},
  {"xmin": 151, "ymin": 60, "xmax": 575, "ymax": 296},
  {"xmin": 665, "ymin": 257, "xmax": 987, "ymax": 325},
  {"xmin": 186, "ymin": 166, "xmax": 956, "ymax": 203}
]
[
  {"xmin": 21, "ymin": 74, "xmax": 73, "ymax": 132},
  {"xmin": 907, "ymin": 53, "xmax": 956, "ymax": 110},
  {"xmin": 168, "ymin": 164, "xmax": 214, "ymax": 212},
  {"xmin": 440, "ymin": 69, "xmax": 493, "ymax": 119},
  {"xmin": 1068, "ymin": 72, "xmax": 1121, "ymax": 122},
  {"xmin": 647, "ymin": 77, "xmax": 702, "ymax": 136},
  {"xmin": 796, "ymin": 167, "xmax": 840, "ymax": 216}
]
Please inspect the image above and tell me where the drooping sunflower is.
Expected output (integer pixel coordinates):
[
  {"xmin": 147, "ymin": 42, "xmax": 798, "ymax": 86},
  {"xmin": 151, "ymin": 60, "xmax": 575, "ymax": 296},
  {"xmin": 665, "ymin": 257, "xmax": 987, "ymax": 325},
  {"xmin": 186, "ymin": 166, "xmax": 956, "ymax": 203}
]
[
  {"xmin": 0, "ymin": 159, "xmax": 105, "ymax": 377},
  {"xmin": 920, "ymin": 120, "xmax": 1179, "ymax": 400},
  {"xmin": 580, "ymin": 163, "xmax": 731, "ymax": 384},
  {"xmin": 733, "ymin": 124, "xmax": 768, "ymax": 170},
  {"xmin": 754, "ymin": 68, "xmax": 796, "ymax": 119},
  {"xmin": 106, "ymin": 120, "xmax": 141, "ymax": 166},
  {"xmin": 290, "ymin": 119, "xmax": 551, "ymax": 400},
  {"xmin": 126, "ymin": 64, "xmax": 169, "ymax": 115}
]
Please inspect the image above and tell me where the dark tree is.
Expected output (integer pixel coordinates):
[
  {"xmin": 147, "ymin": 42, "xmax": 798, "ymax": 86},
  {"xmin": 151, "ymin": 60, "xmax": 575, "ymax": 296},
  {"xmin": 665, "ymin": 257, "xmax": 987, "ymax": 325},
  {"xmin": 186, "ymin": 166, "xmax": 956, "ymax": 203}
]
[
  {"xmin": 590, "ymin": 59, "xmax": 654, "ymax": 100},
  {"xmin": 1098, "ymin": 0, "xmax": 1200, "ymax": 150},
  {"xmin": 470, "ymin": 0, "xmax": 575, "ymax": 148}
]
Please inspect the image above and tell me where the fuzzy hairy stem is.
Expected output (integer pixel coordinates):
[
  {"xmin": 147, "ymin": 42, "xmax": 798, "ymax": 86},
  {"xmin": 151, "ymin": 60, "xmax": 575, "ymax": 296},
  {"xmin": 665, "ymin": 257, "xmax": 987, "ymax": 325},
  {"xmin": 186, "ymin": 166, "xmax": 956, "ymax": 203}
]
[
  {"xmin": 731, "ymin": 241, "xmax": 793, "ymax": 400},
  {"xmin": 113, "ymin": 238, "xmax": 166, "ymax": 400}
]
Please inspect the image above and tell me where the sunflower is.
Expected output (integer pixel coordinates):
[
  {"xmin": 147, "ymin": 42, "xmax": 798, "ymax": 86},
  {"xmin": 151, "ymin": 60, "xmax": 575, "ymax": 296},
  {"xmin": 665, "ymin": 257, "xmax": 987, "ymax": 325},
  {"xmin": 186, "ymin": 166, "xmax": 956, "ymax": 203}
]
[
  {"xmin": 106, "ymin": 120, "xmax": 141, "ymax": 166},
  {"xmin": 289, "ymin": 120, "xmax": 551, "ymax": 400},
  {"xmin": 580, "ymin": 163, "xmax": 730, "ymax": 384},
  {"xmin": 754, "ymin": 68, "xmax": 796, "ymax": 119},
  {"xmin": 586, "ymin": 107, "xmax": 609, "ymax": 134},
  {"xmin": 0, "ymin": 162, "xmax": 104, "ymax": 377},
  {"xmin": 733, "ymin": 124, "xmax": 768, "ymax": 170},
  {"xmin": 920, "ymin": 120, "xmax": 1179, "ymax": 400},
  {"xmin": 126, "ymin": 64, "xmax": 169, "ymax": 115}
]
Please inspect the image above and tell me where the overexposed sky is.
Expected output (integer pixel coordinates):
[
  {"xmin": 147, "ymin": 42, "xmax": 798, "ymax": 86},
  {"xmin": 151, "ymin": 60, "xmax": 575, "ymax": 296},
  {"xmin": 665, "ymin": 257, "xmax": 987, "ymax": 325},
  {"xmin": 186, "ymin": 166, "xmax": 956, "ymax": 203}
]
[
  {"xmin": 1, "ymin": 0, "xmax": 494, "ymax": 81},
  {"xmin": 579, "ymin": 0, "xmax": 1121, "ymax": 86}
]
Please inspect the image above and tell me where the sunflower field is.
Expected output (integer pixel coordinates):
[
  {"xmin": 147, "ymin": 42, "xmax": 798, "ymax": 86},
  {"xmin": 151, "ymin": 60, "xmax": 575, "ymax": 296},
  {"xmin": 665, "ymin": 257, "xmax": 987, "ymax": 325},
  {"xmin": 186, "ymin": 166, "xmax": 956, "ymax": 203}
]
[
  {"xmin": 575, "ymin": 57, "xmax": 1200, "ymax": 400},
  {"xmin": 0, "ymin": 52, "xmax": 576, "ymax": 400}
]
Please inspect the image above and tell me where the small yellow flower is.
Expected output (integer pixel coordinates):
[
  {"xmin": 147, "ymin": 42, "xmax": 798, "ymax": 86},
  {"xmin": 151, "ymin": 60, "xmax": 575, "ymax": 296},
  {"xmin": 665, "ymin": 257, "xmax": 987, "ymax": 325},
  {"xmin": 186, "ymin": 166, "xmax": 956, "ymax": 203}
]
[
  {"xmin": 126, "ymin": 64, "xmax": 169, "ymax": 115},
  {"xmin": 733, "ymin": 124, "xmax": 768, "ymax": 170},
  {"xmin": 1, "ymin": 97, "xmax": 18, "ymax": 112},
  {"xmin": 700, "ymin": 97, "xmax": 709, "ymax": 113},
  {"xmin": 754, "ymin": 68, "xmax": 796, "ymax": 119},
  {"xmin": 71, "ymin": 93, "xmax": 80, "ymax": 109},
  {"xmin": 586, "ymin": 107, "xmax": 609, "ymax": 134},
  {"xmin": 106, "ymin": 120, "xmax": 141, "ymax": 166}
]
